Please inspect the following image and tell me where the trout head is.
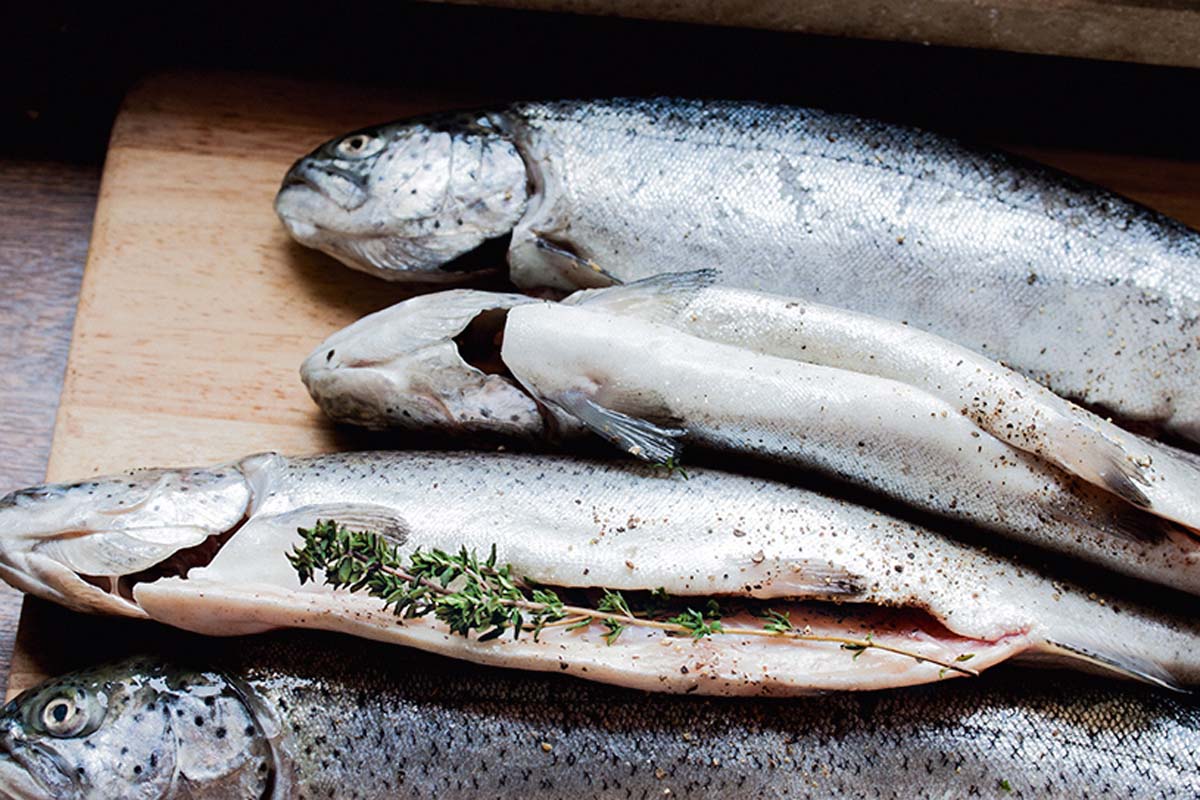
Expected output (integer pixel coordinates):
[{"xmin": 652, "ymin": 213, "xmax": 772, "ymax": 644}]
[
  {"xmin": 301, "ymin": 289, "xmax": 546, "ymax": 437},
  {"xmin": 0, "ymin": 463, "xmax": 255, "ymax": 617},
  {"xmin": 275, "ymin": 113, "xmax": 529, "ymax": 281},
  {"xmin": 0, "ymin": 658, "xmax": 276, "ymax": 799}
]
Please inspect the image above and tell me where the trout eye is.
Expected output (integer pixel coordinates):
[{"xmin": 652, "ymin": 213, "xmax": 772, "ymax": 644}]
[
  {"xmin": 336, "ymin": 133, "xmax": 383, "ymax": 159},
  {"xmin": 40, "ymin": 696, "xmax": 89, "ymax": 737}
]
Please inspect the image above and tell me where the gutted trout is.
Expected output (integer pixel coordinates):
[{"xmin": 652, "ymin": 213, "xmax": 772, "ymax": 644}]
[
  {"xmin": 3, "ymin": 451, "xmax": 1200, "ymax": 693},
  {"xmin": 301, "ymin": 294, "xmax": 1200, "ymax": 596},
  {"xmin": 565, "ymin": 272, "xmax": 1200, "ymax": 532},
  {"xmin": 275, "ymin": 99, "xmax": 1200, "ymax": 441},
  {"xmin": 3, "ymin": 633, "xmax": 1199, "ymax": 800}
]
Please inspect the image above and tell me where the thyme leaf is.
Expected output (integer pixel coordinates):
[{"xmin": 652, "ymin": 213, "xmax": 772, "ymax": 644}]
[{"xmin": 288, "ymin": 521, "xmax": 979, "ymax": 677}]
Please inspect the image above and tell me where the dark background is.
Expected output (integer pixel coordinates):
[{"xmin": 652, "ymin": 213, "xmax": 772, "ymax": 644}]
[
  {"xmin": 4, "ymin": 3, "xmax": 1200, "ymax": 165},
  {"xmin": 1, "ymin": 3, "xmax": 1198, "ymax": 690}
]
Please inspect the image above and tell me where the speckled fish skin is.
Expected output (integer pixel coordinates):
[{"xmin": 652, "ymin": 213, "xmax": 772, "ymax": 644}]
[
  {"xmin": 3, "ymin": 635, "xmax": 1200, "ymax": 800},
  {"xmin": 567, "ymin": 274, "xmax": 1200, "ymax": 532},
  {"xmin": 276, "ymin": 99, "xmax": 1200, "ymax": 441},
  {"xmin": 6, "ymin": 451, "xmax": 1200, "ymax": 692},
  {"xmin": 0, "ymin": 656, "xmax": 273, "ymax": 800},
  {"xmin": 500, "ymin": 303, "xmax": 1200, "ymax": 597}
]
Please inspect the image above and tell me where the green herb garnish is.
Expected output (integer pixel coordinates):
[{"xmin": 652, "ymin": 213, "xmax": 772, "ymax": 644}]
[
  {"xmin": 660, "ymin": 456, "xmax": 690, "ymax": 480},
  {"xmin": 288, "ymin": 520, "xmax": 978, "ymax": 677}
]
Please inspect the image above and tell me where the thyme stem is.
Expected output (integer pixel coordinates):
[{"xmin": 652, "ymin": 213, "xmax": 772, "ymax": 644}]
[{"xmin": 288, "ymin": 521, "xmax": 978, "ymax": 678}]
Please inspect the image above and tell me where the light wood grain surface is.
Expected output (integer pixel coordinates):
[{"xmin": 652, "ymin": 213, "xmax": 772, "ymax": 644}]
[
  {"xmin": 7, "ymin": 70, "xmax": 1200, "ymax": 699},
  {"xmin": 3, "ymin": 72, "xmax": 482, "ymax": 697}
]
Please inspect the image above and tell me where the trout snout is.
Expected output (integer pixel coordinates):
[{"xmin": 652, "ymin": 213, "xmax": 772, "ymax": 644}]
[
  {"xmin": 301, "ymin": 290, "xmax": 545, "ymax": 437},
  {"xmin": 0, "ymin": 463, "xmax": 257, "ymax": 617}
]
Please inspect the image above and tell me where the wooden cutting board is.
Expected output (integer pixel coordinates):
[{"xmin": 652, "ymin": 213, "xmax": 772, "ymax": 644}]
[
  {"xmin": 4, "ymin": 71, "xmax": 509, "ymax": 697},
  {"xmin": 8, "ymin": 71, "xmax": 1200, "ymax": 698}
]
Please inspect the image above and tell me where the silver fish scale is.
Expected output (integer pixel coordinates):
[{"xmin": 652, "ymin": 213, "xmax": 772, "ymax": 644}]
[
  {"xmin": 225, "ymin": 636, "xmax": 1200, "ymax": 799},
  {"xmin": 6, "ymin": 636, "xmax": 1198, "ymax": 798},
  {"xmin": 7, "ymin": 638, "xmax": 1195, "ymax": 798},
  {"xmin": 504, "ymin": 98, "xmax": 1200, "ymax": 437}
]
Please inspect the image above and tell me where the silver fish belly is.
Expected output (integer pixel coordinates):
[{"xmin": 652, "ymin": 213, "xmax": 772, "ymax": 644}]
[
  {"xmin": 278, "ymin": 99, "xmax": 1200, "ymax": 440},
  {"xmin": 499, "ymin": 302, "xmax": 1200, "ymax": 596},
  {"xmin": 4, "ymin": 451, "xmax": 1200, "ymax": 692},
  {"xmin": 3, "ymin": 633, "xmax": 1199, "ymax": 799},
  {"xmin": 567, "ymin": 272, "xmax": 1200, "ymax": 533}
]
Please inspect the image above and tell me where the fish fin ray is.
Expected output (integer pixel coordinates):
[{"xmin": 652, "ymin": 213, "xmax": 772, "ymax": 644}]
[
  {"xmin": 531, "ymin": 235, "xmax": 623, "ymax": 288},
  {"xmin": 565, "ymin": 269, "xmax": 719, "ymax": 323},
  {"xmin": 1097, "ymin": 452, "xmax": 1152, "ymax": 510},
  {"xmin": 1044, "ymin": 499, "xmax": 1167, "ymax": 544},
  {"xmin": 549, "ymin": 391, "xmax": 685, "ymax": 464},
  {"xmin": 1041, "ymin": 639, "xmax": 1186, "ymax": 693},
  {"xmin": 263, "ymin": 503, "xmax": 410, "ymax": 545},
  {"xmin": 1051, "ymin": 419, "xmax": 1152, "ymax": 509},
  {"xmin": 783, "ymin": 560, "xmax": 867, "ymax": 597}
]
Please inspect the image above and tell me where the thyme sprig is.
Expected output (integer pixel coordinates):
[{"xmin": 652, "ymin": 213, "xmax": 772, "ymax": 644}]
[
  {"xmin": 660, "ymin": 457, "xmax": 690, "ymax": 480},
  {"xmin": 288, "ymin": 521, "xmax": 978, "ymax": 677}
]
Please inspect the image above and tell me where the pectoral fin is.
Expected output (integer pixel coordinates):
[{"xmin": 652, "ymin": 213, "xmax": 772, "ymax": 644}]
[
  {"xmin": 532, "ymin": 236, "xmax": 623, "ymax": 288},
  {"xmin": 549, "ymin": 391, "xmax": 686, "ymax": 465}
]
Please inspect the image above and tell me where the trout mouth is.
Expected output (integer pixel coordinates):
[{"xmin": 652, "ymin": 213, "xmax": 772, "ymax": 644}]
[
  {"xmin": 300, "ymin": 291, "xmax": 544, "ymax": 436},
  {"xmin": 75, "ymin": 517, "xmax": 249, "ymax": 611},
  {"xmin": 278, "ymin": 159, "xmax": 369, "ymax": 211},
  {"xmin": 0, "ymin": 461, "xmax": 261, "ymax": 618},
  {"xmin": 0, "ymin": 516, "xmax": 253, "ymax": 621},
  {"xmin": 0, "ymin": 739, "xmax": 68, "ymax": 800}
]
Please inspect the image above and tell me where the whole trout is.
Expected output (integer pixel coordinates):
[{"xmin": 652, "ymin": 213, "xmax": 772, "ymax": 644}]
[
  {"xmin": 275, "ymin": 99, "xmax": 1200, "ymax": 441},
  {"xmin": 3, "ymin": 451, "xmax": 1200, "ymax": 692},
  {"xmin": 2, "ymin": 633, "xmax": 1199, "ymax": 798}
]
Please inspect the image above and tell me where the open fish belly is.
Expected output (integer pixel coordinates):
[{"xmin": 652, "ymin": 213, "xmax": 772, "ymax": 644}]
[
  {"xmin": 501, "ymin": 303, "xmax": 1200, "ymax": 595},
  {"xmin": 501, "ymin": 100, "xmax": 1200, "ymax": 440},
  {"xmin": 134, "ymin": 579, "xmax": 1016, "ymax": 695},
  {"xmin": 572, "ymin": 276, "xmax": 1200, "ymax": 531},
  {"xmin": 4, "ymin": 450, "xmax": 1199, "ymax": 691}
]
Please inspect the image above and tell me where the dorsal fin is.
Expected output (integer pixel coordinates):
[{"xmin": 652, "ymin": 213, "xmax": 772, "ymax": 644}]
[{"xmin": 565, "ymin": 269, "xmax": 718, "ymax": 323}]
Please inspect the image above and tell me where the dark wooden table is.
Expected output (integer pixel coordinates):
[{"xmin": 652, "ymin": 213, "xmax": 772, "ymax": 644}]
[{"xmin": 0, "ymin": 160, "xmax": 99, "ymax": 687}]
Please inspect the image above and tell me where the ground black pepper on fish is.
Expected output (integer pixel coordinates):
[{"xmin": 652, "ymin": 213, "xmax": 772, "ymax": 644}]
[
  {"xmin": 4, "ymin": 451, "xmax": 1200, "ymax": 693},
  {"xmin": 275, "ymin": 98, "xmax": 1200, "ymax": 442}
]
